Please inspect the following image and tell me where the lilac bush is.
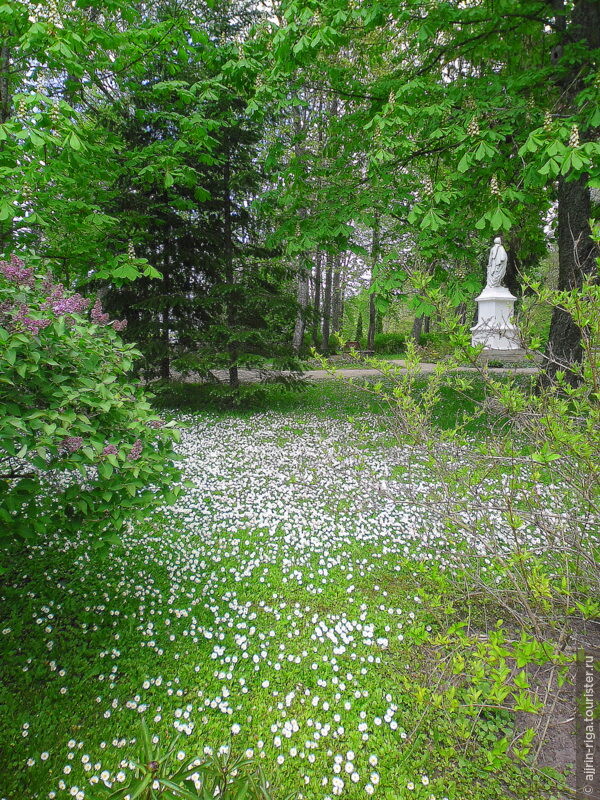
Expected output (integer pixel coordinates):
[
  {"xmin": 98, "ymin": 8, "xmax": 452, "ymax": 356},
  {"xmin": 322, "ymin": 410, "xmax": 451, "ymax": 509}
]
[{"xmin": 0, "ymin": 255, "xmax": 181, "ymax": 551}]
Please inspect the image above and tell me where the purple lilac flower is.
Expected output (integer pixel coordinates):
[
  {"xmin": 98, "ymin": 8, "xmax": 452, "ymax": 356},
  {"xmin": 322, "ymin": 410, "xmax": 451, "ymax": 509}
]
[
  {"xmin": 14, "ymin": 305, "xmax": 51, "ymax": 335},
  {"xmin": 128, "ymin": 440, "xmax": 143, "ymax": 461},
  {"xmin": 50, "ymin": 294, "xmax": 90, "ymax": 315},
  {"xmin": 112, "ymin": 318, "xmax": 127, "ymax": 331},
  {"xmin": 0, "ymin": 254, "xmax": 35, "ymax": 286},
  {"xmin": 90, "ymin": 299, "xmax": 110, "ymax": 325},
  {"xmin": 41, "ymin": 284, "xmax": 65, "ymax": 307},
  {"xmin": 61, "ymin": 436, "xmax": 84, "ymax": 453},
  {"xmin": 148, "ymin": 420, "xmax": 164, "ymax": 429},
  {"xmin": 41, "ymin": 272, "xmax": 56, "ymax": 294},
  {"xmin": 103, "ymin": 444, "xmax": 118, "ymax": 456}
]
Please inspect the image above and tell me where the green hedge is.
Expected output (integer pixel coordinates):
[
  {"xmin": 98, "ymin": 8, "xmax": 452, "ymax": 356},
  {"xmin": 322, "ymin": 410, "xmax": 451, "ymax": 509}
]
[{"xmin": 374, "ymin": 332, "xmax": 406, "ymax": 354}]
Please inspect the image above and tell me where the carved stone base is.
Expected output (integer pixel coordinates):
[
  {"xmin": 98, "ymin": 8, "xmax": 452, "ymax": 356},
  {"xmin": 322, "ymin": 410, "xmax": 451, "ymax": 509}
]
[{"xmin": 471, "ymin": 286, "xmax": 520, "ymax": 350}]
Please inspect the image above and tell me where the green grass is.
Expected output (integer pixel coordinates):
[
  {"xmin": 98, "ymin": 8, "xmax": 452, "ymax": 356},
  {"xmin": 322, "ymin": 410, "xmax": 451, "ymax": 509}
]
[
  {"xmin": 0, "ymin": 378, "xmax": 569, "ymax": 800},
  {"xmin": 151, "ymin": 375, "xmax": 495, "ymax": 428},
  {"xmin": 0, "ymin": 524, "xmax": 563, "ymax": 800}
]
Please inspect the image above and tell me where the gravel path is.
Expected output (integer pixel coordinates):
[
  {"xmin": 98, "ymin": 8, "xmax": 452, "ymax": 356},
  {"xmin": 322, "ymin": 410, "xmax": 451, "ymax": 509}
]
[{"xmin": 202, "ymin": 359, "xmax": 538, "ymax": 383}]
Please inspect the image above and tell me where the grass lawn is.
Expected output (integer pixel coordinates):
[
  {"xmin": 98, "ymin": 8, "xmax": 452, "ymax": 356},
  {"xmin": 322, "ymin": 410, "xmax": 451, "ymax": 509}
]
[{"xmin": 0, "ymin": 381, "xmax": 567, "ymax": 800}]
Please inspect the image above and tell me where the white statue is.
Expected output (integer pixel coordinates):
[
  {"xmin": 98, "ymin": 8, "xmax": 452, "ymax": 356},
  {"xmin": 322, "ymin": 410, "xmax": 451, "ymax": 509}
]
[{"xmin": 486, "ymin": 237, "xmax": 508, "ymax": 288}]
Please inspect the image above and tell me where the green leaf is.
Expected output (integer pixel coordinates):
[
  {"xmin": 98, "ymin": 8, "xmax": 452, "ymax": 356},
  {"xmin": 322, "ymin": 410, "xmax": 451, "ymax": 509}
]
[
  {"xmin": 4, "ymin": 349, "xmax": 16, "ymax": 365},
  {"xmin": 99, "ymin": 461, "xmax": 114, "ymax": 479},
  {"xmin": 103, "ymin": 529, "xmax": 123, "ymax": 545},
  {"xmin": 69, "ymin": 132, "xmax": 82, "ymax": 150},
  {"xmin": 531, "ymin": 450, "xmax": 562, "ymax": 463},
  {"xmin": 29, "ymin": 129, "xmax": 45, "ymax": 147},
  {"xmin": 457, "ymin": 153, "xmax": 471, "ymax": 173}
]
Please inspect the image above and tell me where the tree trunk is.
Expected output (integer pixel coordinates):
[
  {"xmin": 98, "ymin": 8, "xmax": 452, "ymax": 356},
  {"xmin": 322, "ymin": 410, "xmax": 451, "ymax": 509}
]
[
  {"xmin": 292, "ymin": 263, "xmax": 309, "ymax": 354},
  {"xmin": 545, "ymin": 175, "xmax": 597, "ymax": 378},
  {"xmin": 223, "ymin": 150, "xmax": 238, "ymax": 389},
  {"xmin": 331, "ymin": 255, "xmax": 342, "ymax": 333},
  {"xmin": 544, "ymin": 0, "xmax": 600, "ymax": 382},
  {"xmin": 0, "ymin": 44, "xmax": 11, "ymax": 250},
  {"xmin": 312, "ymin": 251, "xmax": 322, "ymax": 347},
  {"xmin": 160, "ymin": 241, "xmax": 170, "ymax": 381},
  {"xmin": 505, "ymin": 242, "xmax": 522, "ymax": 299},
  {"xmin": 321, "ymin": 251, "xmax": 333, "ymax": 352},
  {"xmin": 423, "ymin": 315, "xmax": 430, "ymax": 334},
  {"xmin": 0, "ymin": 45, "xmax": 10, "ymax": 125},
  {"xmin": 367, "ymin": 214, "xmax": 380, "ymax": 352},
  {"xmin": 411, "ymin": 315, "xmax": 423, "ymax": 342}
]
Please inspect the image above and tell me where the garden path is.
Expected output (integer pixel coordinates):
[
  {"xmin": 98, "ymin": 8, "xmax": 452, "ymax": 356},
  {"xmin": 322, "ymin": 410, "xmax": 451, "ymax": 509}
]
[{"xmin": 204, "ymin": 359, "xmax": 538, "ymax": 384}]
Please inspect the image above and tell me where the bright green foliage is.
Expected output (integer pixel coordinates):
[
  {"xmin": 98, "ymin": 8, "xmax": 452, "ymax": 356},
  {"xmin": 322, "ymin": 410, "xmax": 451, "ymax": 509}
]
[
  {"xmin": 90, "ymin": 719, "xmax": 293, "ymax": 800},
  {"xmin": 354, "ymin": 312, "xmax": 363, "ymax": 343},
  {"xmin": 373, "ymin": 332, "xmax": 406, "ymax": 355},
  {"xmin": 356, "ymin": 250, "xmax": 600, "ymax": 637},
  {"xmin": 0, "ymin": 255, "xmax": 181, "ymax": 552},
  {"xmin": 260, "ymin": 0, "xmax": 598, "ymax": 362}
]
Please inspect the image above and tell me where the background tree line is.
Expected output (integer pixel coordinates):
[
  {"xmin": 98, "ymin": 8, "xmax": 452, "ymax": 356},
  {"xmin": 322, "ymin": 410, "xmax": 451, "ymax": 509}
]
[{"xmin": 1, "ymin": 0, "xmax": 598, "ymax": 384}]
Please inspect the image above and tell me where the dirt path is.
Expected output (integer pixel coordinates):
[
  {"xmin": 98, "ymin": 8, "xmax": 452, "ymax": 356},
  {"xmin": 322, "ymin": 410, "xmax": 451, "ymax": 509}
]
[{"xmin": 203, "ymin": 359, "xmax": 538, "ymax": 384}]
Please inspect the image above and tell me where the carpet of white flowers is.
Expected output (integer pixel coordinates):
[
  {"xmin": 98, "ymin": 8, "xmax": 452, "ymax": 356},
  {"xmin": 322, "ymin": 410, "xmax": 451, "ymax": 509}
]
[{"xmin": 0, "ymin": 407, "xmax": 553, "ymax": 800}]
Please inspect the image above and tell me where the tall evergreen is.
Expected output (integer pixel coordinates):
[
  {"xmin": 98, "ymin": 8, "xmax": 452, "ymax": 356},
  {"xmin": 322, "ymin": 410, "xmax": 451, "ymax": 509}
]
[{"xmin": 101, "ymin": 0, "xmax": 299, "ymax": 384}]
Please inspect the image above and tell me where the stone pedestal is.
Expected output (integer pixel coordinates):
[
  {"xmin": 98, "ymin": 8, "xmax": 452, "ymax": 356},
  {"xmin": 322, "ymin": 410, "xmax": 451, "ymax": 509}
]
[{"xmin": 471, "ymin": 286, "xmax": 520, "ymax": 350}]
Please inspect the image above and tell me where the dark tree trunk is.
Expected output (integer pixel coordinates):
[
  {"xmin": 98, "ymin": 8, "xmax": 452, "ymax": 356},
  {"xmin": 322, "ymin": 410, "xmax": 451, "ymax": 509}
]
[
  {"xmin": 331, "ymin": 255, "xmax": 342, "ymax": 333},
  {"xmin": 367, "ymin": 214, "xmax": 380, "ymax": 352},
  {"xmin": 291, "ymin": 106, "xmax": 311, "ymax": 356},
  {"xmin": 292, "ymin": 264, "xmax": 309, "ymax": 354},
  {"xmin": 411, "ymin": 316, "xmax": 423, "ymax": 342},
  {"xmin": 544, "ymin": 0, "xmax": 600, "ymax": 382},
  {"xmin": 312, "ymin": 251, "xmax": 322, "ymax": 347},
  {"xmin": 0, "ymin": 45, "xmax": 10, "ymax": 125},
  {"xmin": 423, "ymin": 315, "xmax": 430, "ymax": 334},
  {"xmin": 160, "ymin": 242, "xmax": 170, "ymax": 381},
  {"xmin": 505, "ymin": 242, "xmax": 522, "ymax": 299},
  {"xmin": 0, "ymin": 44, "xmax": 11, "ymax": 250},
  {"xmin": 321, "ymin": 251, "xmax": 333, "ymax": 352},
  {"xmin": 545, "ymin": 175, "xmax": 597, "ymax": 378},
  {"xmin": 223, "ymin": 150, "xmax": 239, "ymax": 389}
]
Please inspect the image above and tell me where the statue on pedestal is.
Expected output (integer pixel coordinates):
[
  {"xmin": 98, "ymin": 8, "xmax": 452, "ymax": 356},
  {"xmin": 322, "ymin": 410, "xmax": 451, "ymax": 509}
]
[
  {"xmin": 486, "ymin": 237, "xmax": 508, "ymax": 288},
  {"xmin": 471, "ymin": 236, "xmax": 520, "ymax": 351}
]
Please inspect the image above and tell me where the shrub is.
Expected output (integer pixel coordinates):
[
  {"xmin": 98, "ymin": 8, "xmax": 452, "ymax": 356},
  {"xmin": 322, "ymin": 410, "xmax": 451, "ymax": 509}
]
[
  {"xmin": 0, "ymin": 255, "xmax": 181, "ymax": 553},
  {"xmin": 354, "ymin": 313, "xmax": 363, "ymax": 342},
  {"xmin": 328, "ymin": 331, "xmax": 342, "ymax": 354},
  {"xmin": 364, "ymin": 262, "xmax": 600, "ymax": 640},
  {"xmin": 418, "ymin": 331, "xmax": 447, "ymax": 346},
  {"xmin": 347, "ymin": 258, "xmax": 600, "ymax": 769},
  {"xmin": 373, "ymin": 332, "xmax": 406, "ymax": 354}
]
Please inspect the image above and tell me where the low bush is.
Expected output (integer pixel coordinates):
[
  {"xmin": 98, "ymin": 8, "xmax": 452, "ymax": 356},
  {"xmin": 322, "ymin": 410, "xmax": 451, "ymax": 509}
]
[
  {"xmin": 373, "ymin": 332, "xmax": 406, "ymax": 354},
  {"xmin": 0, "ymin": 255, "xmax": 181, "ymax": 554}
]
